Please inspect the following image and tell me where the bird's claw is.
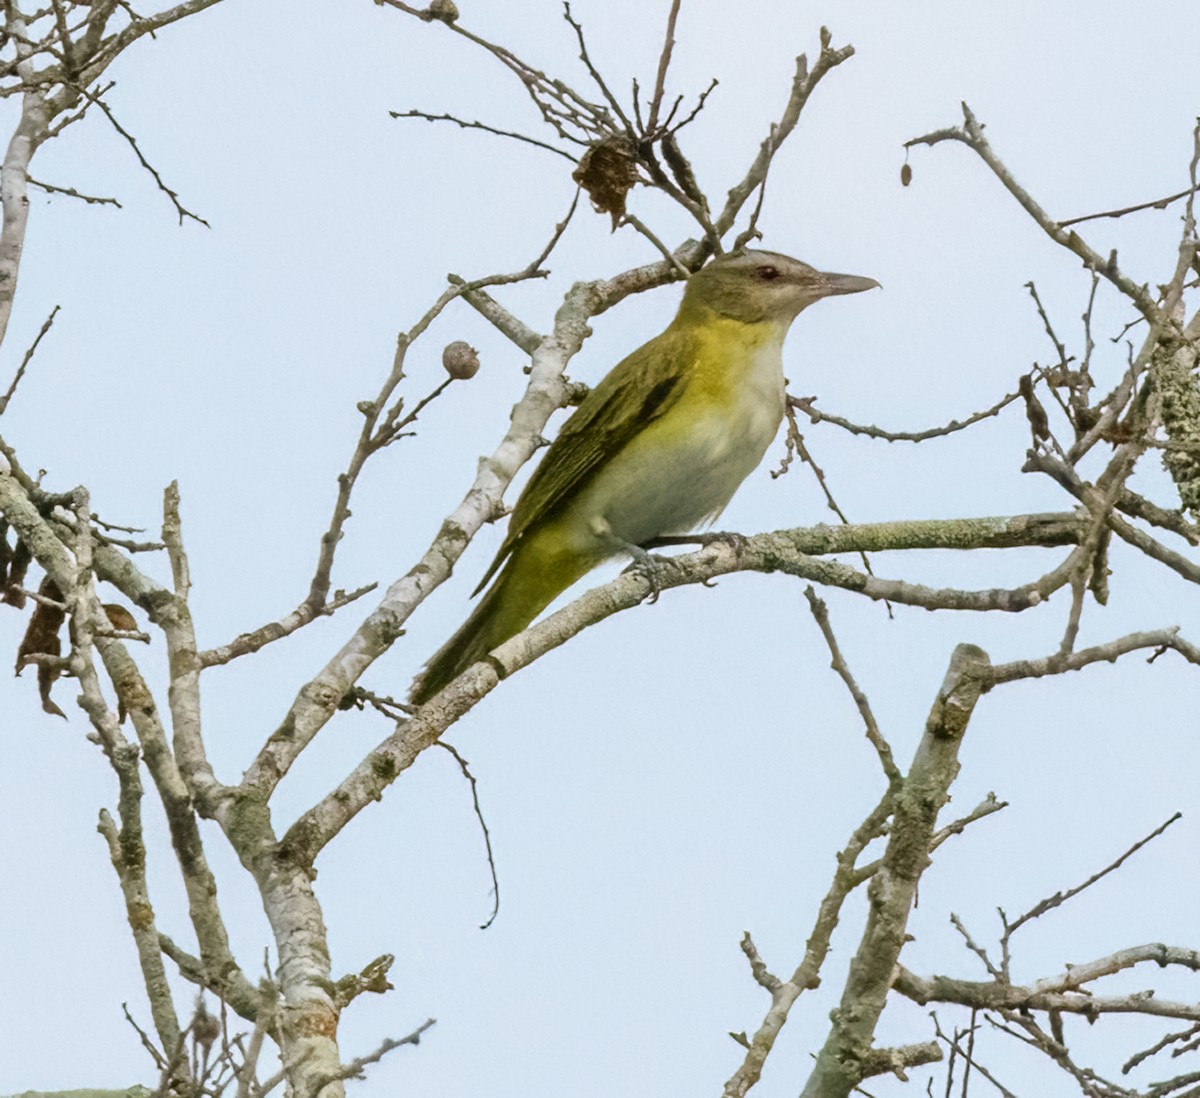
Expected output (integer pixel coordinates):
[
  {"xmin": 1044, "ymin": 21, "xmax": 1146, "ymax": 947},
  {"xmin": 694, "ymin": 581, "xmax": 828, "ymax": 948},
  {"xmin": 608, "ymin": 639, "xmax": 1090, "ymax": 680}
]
[
  {"xmin": 697, "ymin": 529, "xmax": 750, "ymax": 553},
  {"xmin": 622, "ymin": 546, "xmax": 664, "ymax": 604}
]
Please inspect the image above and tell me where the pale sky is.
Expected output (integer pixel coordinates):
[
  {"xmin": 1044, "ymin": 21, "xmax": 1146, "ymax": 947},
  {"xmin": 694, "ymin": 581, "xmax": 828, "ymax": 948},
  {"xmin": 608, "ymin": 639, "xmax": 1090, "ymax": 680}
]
[{"xmin": 3, "ymin": 2, "xmax": 1200, "ymax": 1094}]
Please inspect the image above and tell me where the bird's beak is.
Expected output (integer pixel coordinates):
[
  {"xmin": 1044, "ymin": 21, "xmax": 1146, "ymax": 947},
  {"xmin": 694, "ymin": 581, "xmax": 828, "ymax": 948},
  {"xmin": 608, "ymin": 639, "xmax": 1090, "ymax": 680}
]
[{"xmin": 818, "ymin": 271, "xmax": 881, "ymax": 296}]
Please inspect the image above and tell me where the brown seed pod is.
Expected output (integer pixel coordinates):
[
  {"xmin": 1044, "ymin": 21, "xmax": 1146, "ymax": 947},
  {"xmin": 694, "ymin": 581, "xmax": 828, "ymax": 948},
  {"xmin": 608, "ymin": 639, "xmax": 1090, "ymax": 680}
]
[
  {"xmin": 900, "ymin": 163, "xmax": 913, "ymax": 187},
  {"xmin": 426, "ymin": 0, "xmax": 458, "ymax": 23},
  {"xmin": 443, "ymin": 340, "xmax": 480, "ymax": 380}
]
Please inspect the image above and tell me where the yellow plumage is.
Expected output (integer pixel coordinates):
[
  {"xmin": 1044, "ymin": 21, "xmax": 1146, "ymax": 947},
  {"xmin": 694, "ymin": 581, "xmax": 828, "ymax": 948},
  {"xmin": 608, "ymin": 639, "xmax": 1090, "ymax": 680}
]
[{"xmin": 411, "ymin": 250, "xmax": 876, "ymax": 703}]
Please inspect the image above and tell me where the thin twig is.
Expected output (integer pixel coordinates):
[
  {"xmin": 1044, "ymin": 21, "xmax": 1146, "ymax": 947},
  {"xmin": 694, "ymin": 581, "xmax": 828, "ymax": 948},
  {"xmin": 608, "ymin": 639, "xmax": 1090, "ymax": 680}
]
[
  {"xmin": 666, "ymin": 76, "xmax": 718, "ymax": 135},
  {"xmin": 803, "ymin": 586, "xmax": 900, "ymax": 785},
  {"xmin": 122, "ymin": 1001, "xmax": 169, "ymax": 1071},
  {"xmin": 906, "ymin": 103, "xmax": 1159, "ymax": 321},
  {"xmin": 1124, "ymin": 1022, "xmax": 1200, "ymax": 1073},
  {"xmin": 732, "ymin": 127, "xmax": 774, "ymax": 252},
  {"xmin": 74, "ymin": 83, "xmax": 209, "ymax": 226},
  {"xmin": 306, "ymin": 191, "xmax": 577, "ymax": 611},
  {"xmin": 620, "ymin": 212, "xmax": 690, "ymax": 275},
  {"xmin": 26, "ymin": 175, "xmax": 121, "ymax": 205},
  {"xmin": 644, "ymin": 0, "xmax": 681, "ymax": 135},
  {"xmin": 739, "ymin": 931, "xmax": 782, "ymax": 993},
  {"xmin": 0, "ymin": 303, "xmax": 59, "ymax": 415},
  {"xmin": 562, "ymin": 2, "xmax": 634, "ymax": 134},
  {"xmin": 388, "ymin": 109, "xmax": 576, "ymax": 162},
  {"xmin": 716, "ymin": 29, "xmax": 856, "ymax": 236},
  {"xmin": 990, "ymin": 627, "xmax": 1200, "ymax": 687},
  {"xmin": 318, "ymin": 1018, "xmax": 437, "ymax": 1086},
  {"xmin": 1025, "ymin": 281, "xmax": 1070, "ymax": 369},
  {"xmin": 776, "ymin": 403, "xmax": 887, "ymax": 608},
  {"xmin": 1003, "ymin": 812, "xmax": 1182, "ymax": 940},
  {"xmin": 438, "ymin": 741, "xmax": 500, "ymax": 929},
  {"xmin": 931, "ymin": 1018, "xmax": 1018, "ymax": 1098},
  {"xmin": 198, "ymin": 582, "xmax": 378, "ymax": 668},
  {"xmin": 950, "ymin": 913, "xmax": 1002, "ymax": 979},
  {"xmin": 790, "ymin": 390, "xmax": 1020, "ymax": 444},
  {"xmin": 722, "ymin": 788, "xmax": 896, "ymax": 1096},
  {"xmin": 1060, "ymin": 184, "xmax": 1200, "ymax": 227}
]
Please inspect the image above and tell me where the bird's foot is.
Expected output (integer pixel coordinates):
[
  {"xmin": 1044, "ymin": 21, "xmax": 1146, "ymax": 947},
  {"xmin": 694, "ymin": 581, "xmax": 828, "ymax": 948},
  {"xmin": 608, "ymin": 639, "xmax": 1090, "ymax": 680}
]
[
  {"xmin": 642, "ymin": 530, "xmax": 750, "ymax": 552},
  {"xmin": 694, "ymin": 529, "xmax": 750, "ymax": 553},
  {"xmin": 621, "ymin": 543, "xmax": 665, "ymax": 604},
  {"xmin": 686, "ymin": 531, "xmax": 748, "ymax": 588}
]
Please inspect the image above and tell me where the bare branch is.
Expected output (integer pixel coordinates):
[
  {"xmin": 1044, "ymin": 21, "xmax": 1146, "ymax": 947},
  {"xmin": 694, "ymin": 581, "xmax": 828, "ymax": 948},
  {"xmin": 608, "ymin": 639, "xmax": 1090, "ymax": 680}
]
[
  {"xmin": 282, "ymin": 513, "xmax": 1085, "ymax": 861},
  {"xmin": 804, "ymin": 586, "xmax": 901, "ymax": 786},
  {"xmin": 644, "ymin": 0, "xmax": 680, "ymax": 135},
  {"xmin": 0, "ymin": 301, "xmax": 58, "ymax": 414},
  {"xmin": 315, "ymin": 1018, "xmax": 437, "ymax": 1088},
  {"xmin": 906, "ymin": 103, "xmax": 1159, "ymax": 321},
  {"xmin": 989, "ymin": 629, "xmax": 1200, "ymax": 686},
  {"xmin": 739, "ymin": 931, "xmax": 782, "ymax": 995},
  {"xmin": 930, "ymin": 1016, "xmax": 1019, "ymax": 1098},
  {"xmin": 67, "ymin": 0, "xmax": 226, "ymax": 99},
  {"xmin": 388, "ymin": 108, "xmax": 576, "ymax": 161},
  {"xmin": 1060, "ymin": 184, "xmax": 1200, "ymax": 227},
  {"xmin": 620, "ymin": 211, "xmax": 690, "ymax": 274},
  {"xmin": 897, "ymin": 943, "xmax": 1200, "ymax": 1022},
  {"xmin": 244, "ymin": 251, "xmax": 701, "ymax": 800},
  {"xmin": 850, "ymin": 793, "xmax": 1008, "ymax": 892},
  {"xmin": 790, "ymin": 390, "xmax": 1021, "ymax": 443},
  {"xmin": 153, "ymin": 483, "xmax": 225, "ymax": 812},
  {"xmin": 950, "ymin": 913, "xmax": 1003, "ymax": 980},
  {"xmin": 0, "ymin": 12, "xmax": 54, "ymax": 350},
  {"xmin": 723, "ymin": 789, "xmax": 895, "ymax": 1096},
  {"xmin": 717, "ymin": 29, "xmax": 856, "ymax": 236},
  {"xmin": 437, "ymin": 741, "xmax": 501, "ymax": 930},
  {"xmin": 332, "ymin": 953, "xmax": 395, "ymax": 1011},
  {"xmin": 26, "ymin": 174, "xmax": 121, "ymax": 204},
  {"xmin": 801, "ymin": 644, "xmax": 991, "ymax": 1097},
  {"xmin": 561, "ymin": 2, "xmax": 634, "ymax": 135},
  {"xmin": 775, "ymin": 403, "xmax": 883, "ymax": 593},
  {"xmin": 1124, "ymin": 1022, "xmax": 1200, "ymax": 1074},
  {"xmin": 1001, "ymin": 812, "xmax": 1182, "ymax": 939},
  {"xmin": 306, "ymin": 193, "xmax": 578, "ymax": 615},
  {"xmin": 457, "ymin": 284, "xmax": 542, "ymax": 354},
  {"xmin": 73, "ymin": 82, "xmax": 208, "ymax": 226},
  {"xmin": 76, "ymin": 517, "xmax": 188, "ymax": 1064},
  {"xmin": 198, "ymin": 583, "xmax": 378, "ymax": 669},
  {"xmin": 860, "ymin": 1041, "xmax": 942, "ymax": 1081}
]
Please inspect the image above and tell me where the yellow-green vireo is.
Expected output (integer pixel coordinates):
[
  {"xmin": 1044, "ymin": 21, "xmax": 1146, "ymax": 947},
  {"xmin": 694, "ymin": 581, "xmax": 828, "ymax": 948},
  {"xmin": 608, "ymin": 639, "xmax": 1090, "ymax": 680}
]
[{"xmin": 412, "ymin": 249, "xmax": 878, "ymax": 703}]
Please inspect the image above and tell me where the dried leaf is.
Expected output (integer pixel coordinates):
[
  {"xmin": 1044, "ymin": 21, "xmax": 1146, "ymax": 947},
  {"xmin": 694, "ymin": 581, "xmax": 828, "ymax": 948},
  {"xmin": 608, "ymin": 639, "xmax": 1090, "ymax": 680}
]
[
  {"xmin": 103, "ymin": 603, "xmax": 138, "ymax": 631},
  {"xmin": 1019, "ymin": 373, "xmax": 1050, "ymax": 443},
  {"xmin": 2, "ymin": 535, "xmax": 30, "ymax": 607},
  {"xmin": 17, "ymin": 577, "xmax": 66, "ymax": 719},
  {"xmin": 0, "ymin": 518, "xmax": 10, "ymax": 589},
  {"xmin": 661, "ymin": 133, "xmax": 702, "ymax": 204},
  {"xmin": 17, "ymin": 577, "xmax": 64, "ymax": 670},
  {"xmin": 36, "ymin": 641, "xmax": 66, "ymax": 719},
  {"xmin": 1089, "ymin": 528, "xmax": 1111, "ymax": 606},
  {"xmin": 572, "ymin": 136, "xmax": 639, "ymax": 229}
]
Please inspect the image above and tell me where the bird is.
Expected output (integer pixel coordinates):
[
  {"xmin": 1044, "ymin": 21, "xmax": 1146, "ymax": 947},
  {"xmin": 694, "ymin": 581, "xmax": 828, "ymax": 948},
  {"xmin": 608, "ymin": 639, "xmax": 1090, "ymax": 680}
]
[{"xmin": 411, "ymin": 249, "xmax": 878, "ymax": 704}]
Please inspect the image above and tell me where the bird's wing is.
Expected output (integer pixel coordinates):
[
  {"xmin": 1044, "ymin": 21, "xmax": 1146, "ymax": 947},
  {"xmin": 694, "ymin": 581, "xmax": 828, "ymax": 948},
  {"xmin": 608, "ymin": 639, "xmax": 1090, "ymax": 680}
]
[{"xmin": 471, "ymin": 327, "xmax": 692, "ymax": 595}]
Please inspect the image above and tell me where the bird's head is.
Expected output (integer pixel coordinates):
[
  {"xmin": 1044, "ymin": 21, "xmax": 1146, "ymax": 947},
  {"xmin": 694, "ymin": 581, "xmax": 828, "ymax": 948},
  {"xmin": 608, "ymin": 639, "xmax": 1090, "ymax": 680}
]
[{"xmin": 680, "ymin": 249, "xmax": 879, "ymax": 325}]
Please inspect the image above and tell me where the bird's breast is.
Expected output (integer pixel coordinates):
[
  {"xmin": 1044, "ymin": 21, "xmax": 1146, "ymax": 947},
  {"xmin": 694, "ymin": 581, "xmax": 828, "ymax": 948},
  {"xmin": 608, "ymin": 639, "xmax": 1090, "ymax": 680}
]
[{"xmin": 567, "ymin": 321, "xmax": 787, "ymax": 551}]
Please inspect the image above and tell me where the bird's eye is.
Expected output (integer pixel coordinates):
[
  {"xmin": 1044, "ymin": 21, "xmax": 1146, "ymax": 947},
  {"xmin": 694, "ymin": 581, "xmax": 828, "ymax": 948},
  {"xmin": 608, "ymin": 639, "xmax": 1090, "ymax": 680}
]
[{"xmin": 756, "ymin": 265, "xmax": 780, "ymax": 281}]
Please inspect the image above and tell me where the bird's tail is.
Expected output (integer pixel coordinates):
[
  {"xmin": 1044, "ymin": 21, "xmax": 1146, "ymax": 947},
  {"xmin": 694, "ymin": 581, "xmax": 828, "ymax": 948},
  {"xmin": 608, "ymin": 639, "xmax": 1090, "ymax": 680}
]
[{"xmin": 410, "ymin": 536, "xmax": 600, "ymax": 705}]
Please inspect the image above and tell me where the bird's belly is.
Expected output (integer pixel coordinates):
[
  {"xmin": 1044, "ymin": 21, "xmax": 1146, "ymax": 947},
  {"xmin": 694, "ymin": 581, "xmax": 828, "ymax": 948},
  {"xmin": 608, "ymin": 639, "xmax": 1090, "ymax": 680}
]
[{"xmin": 565, "ymin": 377, "xmax": 785, "ymax": 551}]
